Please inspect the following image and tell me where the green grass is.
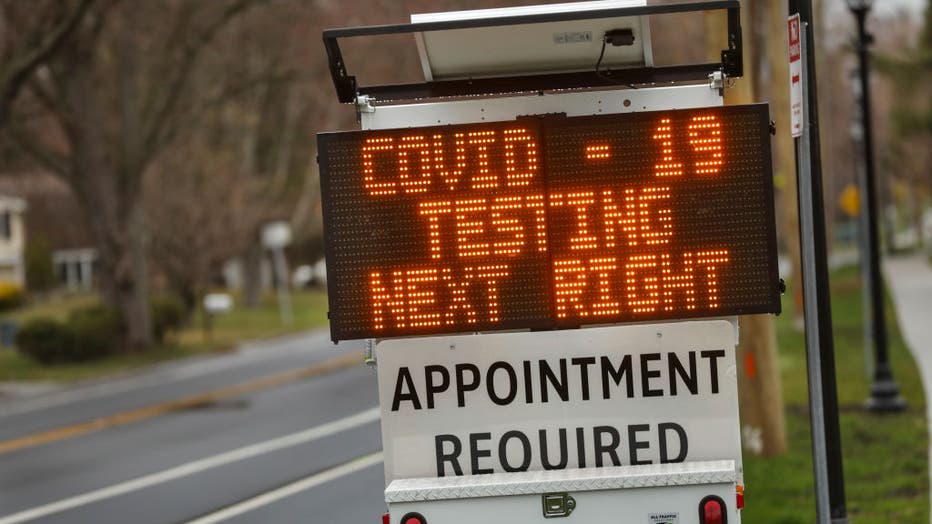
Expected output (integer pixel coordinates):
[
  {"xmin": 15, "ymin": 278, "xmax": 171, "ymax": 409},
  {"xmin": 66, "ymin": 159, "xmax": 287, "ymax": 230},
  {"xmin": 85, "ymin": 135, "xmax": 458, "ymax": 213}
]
[
  {"xmin": 0, "ymin": 290, "xmax": 329, "ymax": 382},
  {"xmin": 742, "ymin": 265, "xmax": 929, "ymax": 523}
]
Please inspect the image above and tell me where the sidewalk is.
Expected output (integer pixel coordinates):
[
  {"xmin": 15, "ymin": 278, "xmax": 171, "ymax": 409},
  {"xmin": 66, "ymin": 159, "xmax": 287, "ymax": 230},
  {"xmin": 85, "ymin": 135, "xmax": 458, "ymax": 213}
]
[{"xmin": 884, "ymin": 252, "xmax": 932, "ymax": 507}]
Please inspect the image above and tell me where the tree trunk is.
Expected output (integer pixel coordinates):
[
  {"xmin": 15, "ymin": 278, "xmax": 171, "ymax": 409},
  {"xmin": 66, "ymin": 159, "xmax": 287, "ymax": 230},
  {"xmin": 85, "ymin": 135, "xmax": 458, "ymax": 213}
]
[
  {"xmin": 59, "ymin": 38, "xmax": 153, "ymax": 351},
  {"xmin": 123, "ymin": 203, "xmax": 152, "ymax": 349},
  {"xmin": 706, "ymin": 3, "xmax": 788, "ymax": 456},
  {"xmin": 737, "ymin": 315, "xmax": 788, "ymax": 455},
  {"xmin": 81, "ymin": 187, "xmax": 153, "ymax": 350}
]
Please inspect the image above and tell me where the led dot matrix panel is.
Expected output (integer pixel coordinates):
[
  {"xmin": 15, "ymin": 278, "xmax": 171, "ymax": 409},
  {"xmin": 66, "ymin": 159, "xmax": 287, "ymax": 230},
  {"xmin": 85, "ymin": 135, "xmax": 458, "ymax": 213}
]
[{"xmin": 318, "ymin": 104, "xmax": 780, "ymax": 342}]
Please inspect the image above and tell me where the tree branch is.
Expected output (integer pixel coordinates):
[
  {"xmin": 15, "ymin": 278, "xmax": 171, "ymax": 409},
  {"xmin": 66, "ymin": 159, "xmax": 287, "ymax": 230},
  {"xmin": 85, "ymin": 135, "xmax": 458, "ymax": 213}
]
[
  {"xmin": 152, "ymin": 69, "xmax": 301, "ymax": 156},
  {"xmin": 27, "ymin": 76, "xmax": 61, "ymax": 117},
  {"xmin": 0, "ymin": 0, "xmax": 95, "ymax": 126},
  {"xmin": 140, "ymin": 0, "xmax": 269, "ymax": 165},
  {"xmin": 5, "ymin": 122, "xmax": 69, "ymax": 177}
]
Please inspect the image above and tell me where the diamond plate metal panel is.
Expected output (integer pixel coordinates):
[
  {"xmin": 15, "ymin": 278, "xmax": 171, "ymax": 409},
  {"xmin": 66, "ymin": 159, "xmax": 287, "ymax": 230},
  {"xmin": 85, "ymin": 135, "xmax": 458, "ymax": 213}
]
[{"xmin": 385, "ymin": 460, "xmax": 736, "ymax": 502}]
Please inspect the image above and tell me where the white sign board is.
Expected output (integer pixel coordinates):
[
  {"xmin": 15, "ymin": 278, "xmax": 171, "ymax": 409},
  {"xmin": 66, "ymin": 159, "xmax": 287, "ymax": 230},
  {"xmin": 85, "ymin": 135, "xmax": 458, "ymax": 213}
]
[
  {"xmin": 261, "ymin": 221, "xmax": 292, "ymax": 250},
  {"xmin": 788, "ymin": 13, "xmax": 803, "ymax": 138},
  {"xmin": 203, "ymin": 293, "xmax": 233, "ymax": 314},
  {"xmin": 376, "ymin": 320, "xmax": 740, "ymax": 483}
]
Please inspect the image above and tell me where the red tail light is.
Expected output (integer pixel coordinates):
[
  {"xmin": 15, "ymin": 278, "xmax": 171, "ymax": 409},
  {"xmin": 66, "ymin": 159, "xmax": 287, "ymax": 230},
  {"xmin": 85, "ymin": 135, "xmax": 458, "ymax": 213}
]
[
  {"xmin": 401, "ymin": 512, "xmax": 427, "ymax": 524},
  {"xmin": 699, "ymin": 495, "xmax": 727, "ymax": 524}
]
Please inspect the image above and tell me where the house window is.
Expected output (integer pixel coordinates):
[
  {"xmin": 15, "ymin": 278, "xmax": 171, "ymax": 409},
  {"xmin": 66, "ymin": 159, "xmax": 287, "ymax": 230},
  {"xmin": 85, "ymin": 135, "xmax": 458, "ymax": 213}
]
[
  {"xmin": 0, "ymin": 212, "xmax": 10, "ymax": 240},
  {"xmin": 57, "ymin": 262, "xmax": 68, "ymax": 284}
]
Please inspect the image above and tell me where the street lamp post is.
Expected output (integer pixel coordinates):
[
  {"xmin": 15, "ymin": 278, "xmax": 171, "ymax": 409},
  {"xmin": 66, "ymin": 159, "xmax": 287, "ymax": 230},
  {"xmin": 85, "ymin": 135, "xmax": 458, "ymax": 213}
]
[{"xmin": 845, "ymin": 0, "xmax": 906, "ymax": 412}]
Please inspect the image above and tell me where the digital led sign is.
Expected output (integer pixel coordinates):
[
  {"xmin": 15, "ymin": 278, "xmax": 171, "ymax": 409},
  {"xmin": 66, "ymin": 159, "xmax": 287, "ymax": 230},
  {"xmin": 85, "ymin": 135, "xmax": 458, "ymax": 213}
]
[{"xmin": 317, "ymin": 104, "xmax": 780, "ymax": 342}]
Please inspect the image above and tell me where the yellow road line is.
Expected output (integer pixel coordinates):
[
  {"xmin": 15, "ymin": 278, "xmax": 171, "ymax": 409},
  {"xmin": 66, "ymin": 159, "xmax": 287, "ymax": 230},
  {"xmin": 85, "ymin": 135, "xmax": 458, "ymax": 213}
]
[{"xmin": 0, "ymin": 351, "xmax": 364, "ymax": 456}]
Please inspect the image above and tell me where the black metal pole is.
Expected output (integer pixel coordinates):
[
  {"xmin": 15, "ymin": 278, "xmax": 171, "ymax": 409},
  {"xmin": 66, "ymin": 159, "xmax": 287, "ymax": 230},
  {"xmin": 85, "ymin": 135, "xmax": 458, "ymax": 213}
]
[
  {"xmin": 853, "ymin": 7, "xmax": 907, "ymax": 412},
  {"xmin": 790, "ymin": 1, "xmax": 850, "ymax": 522}
]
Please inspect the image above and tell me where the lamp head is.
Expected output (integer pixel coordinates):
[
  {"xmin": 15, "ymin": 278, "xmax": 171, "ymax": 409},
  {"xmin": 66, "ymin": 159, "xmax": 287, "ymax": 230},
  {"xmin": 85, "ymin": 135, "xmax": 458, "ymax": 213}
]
[{"xmin": 844, "ymin": 0, "xmax": 873, "ymax": 12}]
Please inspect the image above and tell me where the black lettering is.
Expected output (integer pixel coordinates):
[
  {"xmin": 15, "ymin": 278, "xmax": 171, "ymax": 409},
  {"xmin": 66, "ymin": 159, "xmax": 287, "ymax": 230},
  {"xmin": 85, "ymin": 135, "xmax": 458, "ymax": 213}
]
[
  {"xmin": 499, "ymin": 430, "xmax": 532, "ymax": 472},
  {"xmin": 659, "ymin": 422, "xmax": 688, "ymax": 463},
  {"xmin": 601, "ymin": 355, "xmax": 634, "ymax": 399},
  {"xmin": 576, "ymin": 427, "xmax": 587, "ymax": 468},
  {"xmin": 571, "ymin": 357, "xmax": 596, "ymax": 400},
  {"xmin": 593, "ymin": 426, "xmax": 621, "ymax": 467},
  {"xmin": 668, "ymin": 352, "xmax": 698, "ymax": 395},
  {"xmin": 435, "ymin": 434, "xmax": 463, "ymax": 476},
  {"xmin": 628, "ymin": 424, "xmax": 652, "ymax": 465},
  {"xmin": 454, "ymin": 363, "xmax": 480, "ymax": 407},
  {"xmin": 700, "ymin": 350, "xmax": 726, "ymax": 394},
  {"xmin": 392, "ymin": 367, "xmax": 421, "ymax": 411},
  {"xmin": 487, "ymin": 361, "xmax": 518, "ymax": 405},
  {"xmin": 425, "ymin": 365, "xmax": 450, "ymax": 409},
  {"xmin": 539, "ymin": 359, "xmax": 569, "ymax": 402},
  {"xmin": 470, "ymin": 432, "xmax": 493, "ymax": 474},
  {"xmin": 540, "ymin": 428, "xmax": 568, "ymax": 470},
  {"xmin": 640, "ymin": 353, "xmax": 663, "ymax": 397},
  {"xmin": 523, "ymin": 360, "xmax": 534, "ymax": 403}
]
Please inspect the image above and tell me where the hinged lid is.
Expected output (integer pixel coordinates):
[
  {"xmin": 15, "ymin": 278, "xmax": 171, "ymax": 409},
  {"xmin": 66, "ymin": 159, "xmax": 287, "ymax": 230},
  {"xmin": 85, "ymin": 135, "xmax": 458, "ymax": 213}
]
[{"xmin": 322, "ymin": 1, "xmax": 743, "ymax": 103}]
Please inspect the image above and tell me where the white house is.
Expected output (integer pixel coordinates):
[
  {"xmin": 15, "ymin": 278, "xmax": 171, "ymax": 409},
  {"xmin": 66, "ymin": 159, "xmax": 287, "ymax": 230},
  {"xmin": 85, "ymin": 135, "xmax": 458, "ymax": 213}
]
[{"xmin": 0, "ymin": 195, "xmax": 27, "ymax": 285}]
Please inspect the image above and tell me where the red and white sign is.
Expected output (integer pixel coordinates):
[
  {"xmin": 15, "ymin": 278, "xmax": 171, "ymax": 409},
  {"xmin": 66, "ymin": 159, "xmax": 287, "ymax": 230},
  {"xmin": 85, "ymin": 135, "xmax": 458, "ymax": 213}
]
[{"xmin": 788, "ymin": 14, "xmax": 803, "ymax": 138}]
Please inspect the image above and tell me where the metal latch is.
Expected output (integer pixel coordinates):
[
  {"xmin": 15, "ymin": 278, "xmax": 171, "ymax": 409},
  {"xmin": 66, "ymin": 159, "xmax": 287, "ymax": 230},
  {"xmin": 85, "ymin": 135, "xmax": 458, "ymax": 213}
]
[
  {"xmin": 364, "ymin": 339, "xmax": 377, "ymax": 368},
  {"xmin": 709, "ymin": 70, "xmax": 725, "ymax": 91},
  {"xmin": 542, "ymin": 492, "xmax": 576, "ymax": 518},
  {"xmin": 355, "ymin": 94, "xmax": 376, "ymax": 114}
]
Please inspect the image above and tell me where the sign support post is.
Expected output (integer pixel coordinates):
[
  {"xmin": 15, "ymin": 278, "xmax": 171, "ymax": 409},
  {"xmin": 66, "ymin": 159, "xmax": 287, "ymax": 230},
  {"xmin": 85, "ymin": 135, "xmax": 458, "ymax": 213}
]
[
  {"xmin": 790, "ymin": 1, "xmax": 850, "ymax": 521},
  {"xmin": 794, "ymin": 24, "xmax": 831, "ymax": 524}
]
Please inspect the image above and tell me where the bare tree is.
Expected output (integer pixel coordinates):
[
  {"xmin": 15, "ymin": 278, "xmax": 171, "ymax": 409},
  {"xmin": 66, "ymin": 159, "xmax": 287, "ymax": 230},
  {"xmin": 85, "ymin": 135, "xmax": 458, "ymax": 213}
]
[
  {"xmin": 146, "ymin": 145, "xmax": 266, "ymax": 315},
  {"xmin": 141, "ymin": 1, "xmax": 335, "ymax": 310},
  {"xmin": 4, "ymin": 0, "xmax": 266, "ymax": 349}
]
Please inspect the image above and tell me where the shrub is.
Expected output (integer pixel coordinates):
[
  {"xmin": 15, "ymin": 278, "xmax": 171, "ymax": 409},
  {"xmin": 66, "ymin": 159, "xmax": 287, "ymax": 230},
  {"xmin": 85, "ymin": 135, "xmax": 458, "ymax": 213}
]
[
  {"xmin": 17, "ymin": 306, "xmax": 124, "ymax": 364},
  {"xmin": 0, "ymin": 281, "xmax": 24, "ymax": 311},
  {"xmin": 15, "ymin": 318, "xmax": 73, "ymax": 365},
  {"xmin": 24, "ymin": 236, "xmax": 56, "ymax": 292},
  {"xmin": 67, "ymin": 306, "xmax": 123, "ymax": 361},
  {"xmin": 151, "ymin": 295, "xmax": 186, "ymax": 343}
]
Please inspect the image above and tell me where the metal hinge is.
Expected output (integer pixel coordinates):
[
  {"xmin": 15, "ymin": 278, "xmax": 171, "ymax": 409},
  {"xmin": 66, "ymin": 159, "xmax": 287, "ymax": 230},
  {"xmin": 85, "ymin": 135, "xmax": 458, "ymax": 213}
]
[
  {"xmin": 356, "ymin": 94, "xmax": 376, "ymax": 116},
  {"xmin": 709, "ymin": 70, "xmax": 725, "ymax": 92},
  {"xmin": 364, "ymin": 338, "xmax": 377, "ymax": 368}
]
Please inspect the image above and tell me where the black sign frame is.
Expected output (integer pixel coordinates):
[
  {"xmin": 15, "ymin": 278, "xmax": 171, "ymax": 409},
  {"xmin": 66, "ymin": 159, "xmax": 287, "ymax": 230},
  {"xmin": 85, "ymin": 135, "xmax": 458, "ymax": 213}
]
[{"xmin": 318, "ymin": 104, "xmax": 781, "ymax": 342}]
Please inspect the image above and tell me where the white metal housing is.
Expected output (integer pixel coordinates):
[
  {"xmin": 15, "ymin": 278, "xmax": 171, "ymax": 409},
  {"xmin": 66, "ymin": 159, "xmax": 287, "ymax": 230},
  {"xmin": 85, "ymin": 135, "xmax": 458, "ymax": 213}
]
[{"xmin": 386, "ymin": 461, "xmax": 738, "ymax": 523}]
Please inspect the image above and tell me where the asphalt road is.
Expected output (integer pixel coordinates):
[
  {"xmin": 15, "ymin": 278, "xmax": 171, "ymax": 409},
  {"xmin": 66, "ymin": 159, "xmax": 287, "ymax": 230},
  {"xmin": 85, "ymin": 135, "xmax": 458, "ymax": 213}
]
[{"xmin": 0, "ymin": 331, "xmax": 387, "ymax": 524}]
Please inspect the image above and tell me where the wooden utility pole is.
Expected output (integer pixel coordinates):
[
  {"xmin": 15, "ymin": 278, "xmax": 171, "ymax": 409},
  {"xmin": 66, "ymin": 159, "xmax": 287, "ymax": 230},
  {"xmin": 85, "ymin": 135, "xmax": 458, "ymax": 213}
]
[{"xmin": 705, "ymin": 2, "xmax": 788, "ymax": 456}]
